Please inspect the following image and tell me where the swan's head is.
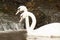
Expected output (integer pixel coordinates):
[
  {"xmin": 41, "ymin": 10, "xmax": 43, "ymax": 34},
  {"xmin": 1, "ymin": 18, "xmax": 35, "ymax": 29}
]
[
  {"xmin": 19, "ymin": 13, "xmax": 27, "ymax": 22},
  {"xmin": 16, "ymin": 6, "xmax": 28, "ymax": 15}
]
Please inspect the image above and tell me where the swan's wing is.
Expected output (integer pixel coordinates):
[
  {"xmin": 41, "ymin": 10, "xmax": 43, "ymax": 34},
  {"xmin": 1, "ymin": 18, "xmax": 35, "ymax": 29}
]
[{"xmin": 34, "ymin": 23, "xmax": 60, "ymax": 36}]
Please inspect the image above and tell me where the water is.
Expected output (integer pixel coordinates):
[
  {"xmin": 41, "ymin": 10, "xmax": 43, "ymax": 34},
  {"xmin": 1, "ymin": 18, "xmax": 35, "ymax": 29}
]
[
  {"xmin": 27, "ymin": 35, "xmax": 60, "ymax": 40},
  {"xmin": 0, "ymin": 30, "xmax": 60, "ymax": 40}
]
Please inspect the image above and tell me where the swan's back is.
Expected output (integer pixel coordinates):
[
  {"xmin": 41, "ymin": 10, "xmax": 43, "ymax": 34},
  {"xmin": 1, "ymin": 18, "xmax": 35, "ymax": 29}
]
[{"xmin": 28, "ymin": 23, "xmax": 60, "ymax": 36}]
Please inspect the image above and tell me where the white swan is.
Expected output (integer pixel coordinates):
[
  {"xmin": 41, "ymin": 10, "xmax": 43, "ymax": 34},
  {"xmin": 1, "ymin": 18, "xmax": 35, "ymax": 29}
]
[{"xmin": 16, "ymin": 6, "xmax": 60, "ymax": 36}]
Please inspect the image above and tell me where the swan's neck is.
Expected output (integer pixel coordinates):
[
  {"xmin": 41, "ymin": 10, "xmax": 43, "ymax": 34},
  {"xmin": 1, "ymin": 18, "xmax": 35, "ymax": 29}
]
[
  {"xmin": 25, "ymin": 12, "xmax": 36, "ymax": 31},
  {"xmin": 24, "ymin": 9, "xmax": 28, "ymax": 12},
  {"xmin": 29, "ymin": 13, "xmax": 36, "ymax": 30},
  {"xmin": 25, "ymin": 16, "xmax": 30, "ymax": 31}
]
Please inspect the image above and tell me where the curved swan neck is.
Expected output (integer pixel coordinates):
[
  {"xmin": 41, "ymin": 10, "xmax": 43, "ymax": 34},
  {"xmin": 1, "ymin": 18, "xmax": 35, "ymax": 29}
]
[
  {"xmin": 24, "ymin": 8, "xmax": 28, "ymax": 12},
  {"xmin": 25, "ymin": 12, "xmax": 36, "ymax": 31},
  {"xmin": 29, "ymin": 13, "xmax": 36, "ymax": 30}
]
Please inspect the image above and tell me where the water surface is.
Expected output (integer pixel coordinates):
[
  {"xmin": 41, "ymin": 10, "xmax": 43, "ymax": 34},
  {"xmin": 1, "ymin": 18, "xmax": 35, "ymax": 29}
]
[{"xmin": 0, "ymin": 31, "xmax": 60, "ymax": 40}]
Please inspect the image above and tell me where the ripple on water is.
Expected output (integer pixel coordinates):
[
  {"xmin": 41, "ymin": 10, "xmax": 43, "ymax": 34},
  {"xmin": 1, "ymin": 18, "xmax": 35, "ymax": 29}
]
[{"xmin": 26, "ymin": 35, "xmax": 60, "ymax": 40}]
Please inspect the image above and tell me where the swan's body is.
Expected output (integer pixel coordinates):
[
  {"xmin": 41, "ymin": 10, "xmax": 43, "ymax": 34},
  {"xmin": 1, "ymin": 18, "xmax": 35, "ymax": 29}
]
[{"xmin": 16, "ymin": 6, "xmax": 60, "ymax": 36}]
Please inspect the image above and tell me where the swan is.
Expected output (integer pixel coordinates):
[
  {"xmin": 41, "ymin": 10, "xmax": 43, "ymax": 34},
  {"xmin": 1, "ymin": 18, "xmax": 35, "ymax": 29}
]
[{"xmin": 16, "ymin": 6, "xmax": 60, "ymax": 36}]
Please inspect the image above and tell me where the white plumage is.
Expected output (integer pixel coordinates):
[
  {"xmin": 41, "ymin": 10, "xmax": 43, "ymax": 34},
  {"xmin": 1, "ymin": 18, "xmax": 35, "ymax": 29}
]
[{"xmin": 16, "ymin": 6, "xmax": 60, "ymax": 36}]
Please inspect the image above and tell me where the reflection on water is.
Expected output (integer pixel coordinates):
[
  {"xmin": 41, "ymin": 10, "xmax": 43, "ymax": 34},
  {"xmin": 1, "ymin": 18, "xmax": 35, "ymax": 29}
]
[
  {"xmin": 26, "ymin": 35, "xmax": 60, "ymax": 40},
  {"xmin": 0, "ymin": 31, "xmax": 60, "ymax": 40}
]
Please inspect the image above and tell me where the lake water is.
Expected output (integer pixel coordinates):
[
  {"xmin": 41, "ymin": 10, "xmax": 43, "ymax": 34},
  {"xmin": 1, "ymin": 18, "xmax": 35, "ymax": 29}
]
[
  {"xmin": 0, "ymin": 31, "xmax": 60, "ymax": 40},
  {"xmin": 27, "ymin": 35, "xmax": 60, "ymax": 40}
]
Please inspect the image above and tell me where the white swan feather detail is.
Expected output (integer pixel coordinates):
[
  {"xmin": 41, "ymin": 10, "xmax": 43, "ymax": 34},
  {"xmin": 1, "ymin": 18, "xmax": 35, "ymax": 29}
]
[{"xmin": 16, "ymin": 6, "xmax": 60, "ymax": 36}]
